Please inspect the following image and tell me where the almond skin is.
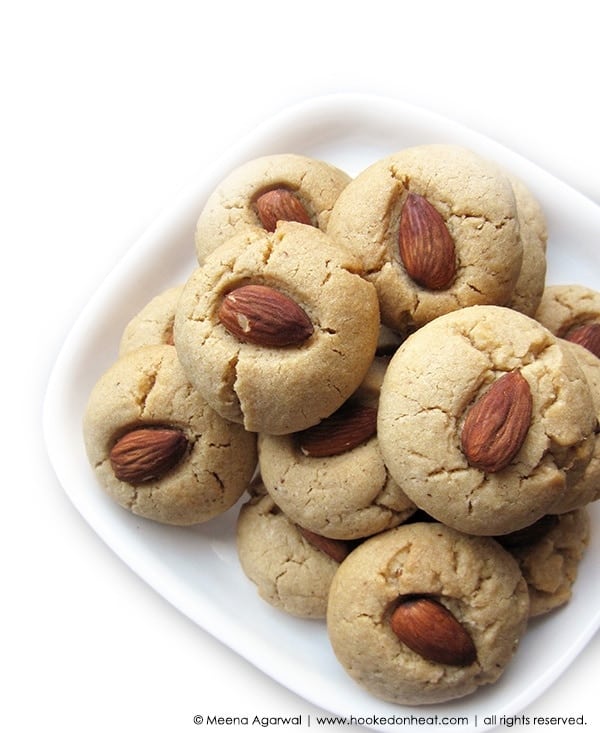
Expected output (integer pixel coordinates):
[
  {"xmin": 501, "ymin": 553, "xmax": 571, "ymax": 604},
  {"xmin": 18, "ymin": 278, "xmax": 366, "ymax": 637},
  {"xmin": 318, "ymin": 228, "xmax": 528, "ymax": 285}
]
[
  {"xmin": 390, "ymin": 596, "xmax": 477, "ymax": 666},
  {"xmin": 296, "ymin": 403, "xmax": 378, "ymax": 457},
  {"xmin": 564, "ymin": 322, "xmax": 600, "ymax": 359},
  {"xmin": 398, "ymin": 192, "xmax": 456, "ymax": 290},
  {"xmin": 110, "ymin": 426, "xmax": 189, "ymax": 483},
  {"xmin": 255, "ymin": 188, "xmax": 312, "ymax": 232},
  {"xmin": 461, "ymin": 370, "xmax": 532, "ymax": 473},
  {"xmin": 218, "ymin": 284, "xmax": 314, "ymax": 347},
  {"xmin": 296, "ymin": 526, "xmax": 352, "ymax": 563}
]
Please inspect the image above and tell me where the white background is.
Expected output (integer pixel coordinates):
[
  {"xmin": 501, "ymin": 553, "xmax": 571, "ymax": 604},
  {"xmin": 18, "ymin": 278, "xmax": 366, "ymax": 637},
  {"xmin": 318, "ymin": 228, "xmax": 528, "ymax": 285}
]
[{"xmin": 3, "ymin": 2, "xmax": 598, "ymax": 732}]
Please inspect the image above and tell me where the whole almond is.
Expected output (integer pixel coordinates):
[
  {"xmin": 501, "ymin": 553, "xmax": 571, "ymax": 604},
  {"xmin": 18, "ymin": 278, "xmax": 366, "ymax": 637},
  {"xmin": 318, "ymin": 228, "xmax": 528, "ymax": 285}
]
[
  {"xmin": 218, "ymin": 284, "xmax": 314, "ymax": 347},
  {"xmin": 296, "ymin": 526, "xmax": 352, "ymax": 563},
  {"xmin": 296, "ymin": 403, "xmax": 378, "ymax": 457},
  {"xmin": 398, "ymin": 192, "xmax": 456, "ymax": 290},
  {"xmin": 390, "ymin": 596, "xmax": 477, "ymax": 666},
  {"xmin": 110, "ymin": 426, "xmax": 189, "ymax": 483},
  {"xmin": 255, "ymin": 188, "xmax": 312, "ymax": 232},
  {"xmin": 564, "ymin": 322, "xmax": 600, "ymax": 359},
  {"xmin": 461, "ymin": 370, "xmax": 532, "ymax": 473}
]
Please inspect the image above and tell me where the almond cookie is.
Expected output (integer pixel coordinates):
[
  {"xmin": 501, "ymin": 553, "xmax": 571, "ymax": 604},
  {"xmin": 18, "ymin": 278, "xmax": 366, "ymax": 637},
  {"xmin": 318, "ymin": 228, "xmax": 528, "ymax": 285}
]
[
  {"xmin": 497, "ymin": 509, "xmax": 590, "ymax": 617},
  {"xmin": 377, "ymin": 305, "xmax": 596, "ymax": 536},
  {"xmin": 535, "ymin": 283, "xmax": 600, "ymax": 359},
  {"xmin": 506, "ymin": 174, "xmax": 548, "ymax": 316},
  {"xmin": 326, "ymin": 522, "xmax": 530, "ymax": 705},
  {"xmin": 327, "ymin": 144, "xmax": 522, "ymax": 334},
  {"xmin": 82, "ymin": 345, "xmax": 257, "ymax": 525},
  {"xmin": 236, "ymin": 491, "xmax": 351, "ymax": 618},
  {"xmin": 258, "ymin": 358, "xmax": 416, "ymax": 539},
  {"xmin": 119, "ymin": 284, "xmax": 182, "ymax": 355},
  {"xmin": 551, "ymin": 341, "xmax": 600, "ymax": 513},
  {"xmin": 194, "ymin": 153, "xmax": 351, "ymax": 263},
  {"xmin": 174, "ymin": 221, "xmax": 380, "ymax": 435}
]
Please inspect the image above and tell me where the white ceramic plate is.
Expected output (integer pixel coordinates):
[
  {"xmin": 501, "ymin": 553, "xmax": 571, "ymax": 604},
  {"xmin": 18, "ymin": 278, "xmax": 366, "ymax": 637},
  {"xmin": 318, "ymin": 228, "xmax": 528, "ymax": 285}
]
[{"xmin": 43, "ymin": 94, "xmax": 600, "ymax": 733}]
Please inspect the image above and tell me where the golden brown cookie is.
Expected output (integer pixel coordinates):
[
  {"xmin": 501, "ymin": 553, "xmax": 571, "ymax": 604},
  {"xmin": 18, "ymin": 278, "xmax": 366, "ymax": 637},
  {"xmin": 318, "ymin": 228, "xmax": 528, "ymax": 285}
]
[
  {"xmin": 258, "ymin": 357, "xmax": 416, "ymax": 539},
  {"xmin": 83, "ymin": 345, "xmax": 257, "ymax": 525},
  {"xmin": 506, "ymin": 174, "xmax": 548, "ymax": 316},
  {"xmin": 377, "ymin": 305, "xmax": 596, "ymax": 535},
  {"xmin": 174, "ymin": 221, "xmax": 380, "ymax": 435},
  {"xmin": 326, "ymin": 522, "xmax": 529, "ymax": 705},
  {"xmin": 236, "ymin": 491, "xmax": 351, "ymax": 618},
  {"xmin": 195, "ymin": 153, "xmax": 351, "ymax": 263},
  {"xmin": 327, "ymin": 144, "xmax": 522, "ymax": 334},
  {"xmin": 498, "ymin": 510, "xmax": 590, "ymax": 617},
  {"xmin": 551, "ymin": 341, "xmax": 600, "ymax": 513},
  {"xmin": 535, "ymin": 283, "xmax": 600, "ymax": 359},
  {"xmin": 119, "ymin": 285, "xmax": 182, "ymax": 355}
]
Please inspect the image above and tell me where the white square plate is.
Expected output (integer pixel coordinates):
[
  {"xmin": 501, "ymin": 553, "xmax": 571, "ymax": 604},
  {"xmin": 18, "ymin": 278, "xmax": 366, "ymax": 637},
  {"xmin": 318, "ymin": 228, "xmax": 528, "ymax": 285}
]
[{"xmin": 43, "ymin": 94, "xmax": 600, "ymax": 733}]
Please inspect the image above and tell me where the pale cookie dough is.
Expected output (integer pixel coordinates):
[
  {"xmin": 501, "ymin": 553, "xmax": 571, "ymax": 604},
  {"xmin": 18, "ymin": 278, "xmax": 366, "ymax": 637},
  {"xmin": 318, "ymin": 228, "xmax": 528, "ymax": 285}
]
[
  {"xmin": 174, "ymin": 221, "xmax": 380, "ymax": 435},
  {"xmin": 377, "ymin": 305, "xmax": 596, "ymax": 535},
  {"xmin": 195, "ymin": 153, "xmax": 351, "ymax": 263},
  {"xmin": 326, "ymin": 522, "xmax": 530, "ymax": 705},
  {"xmin": 258, "ymin": 358, "xmax": 416, "ymax": 539},
  {"xmin": 236, "ymin": 491, "xmax": 348, "ymax": 618},
  {"xmin": 327, "ymin": 144, "xmax": 522, "ymax": 334},
  {"xmin": 506, "ymin": 175, "xmax": 548, "ymax": 316},
  {"xmin": 499, "ymin": 509, "xmax": 590, "ymax": 617},
  {"xmin": 535, "ymin": 283, "xmax": 600, "ymax": 342},
  {"xmin": 119, "ymin": 284, "xmax": 182, "ymax": 355},
  {"xmin": 83, "ymin": 345, "xmax": 257, "ymax": 525},
  {"xmin": 551, "ymin": 341, "xmax": 600, "ymax": 513}
]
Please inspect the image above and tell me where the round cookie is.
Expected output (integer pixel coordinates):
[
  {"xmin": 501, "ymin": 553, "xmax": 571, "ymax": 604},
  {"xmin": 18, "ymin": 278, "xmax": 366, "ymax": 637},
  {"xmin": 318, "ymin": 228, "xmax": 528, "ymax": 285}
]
[
  {"xmin": 535, "ymin": 283, "xmax": 600, "ymax": 358},
  {"xmin": 506, "ymin": 174, "xmax": 548, "ymax": 316},
  {"xmin": 119, "ymin": 284, "xmax": 182, "ymax": 355},
  {"xmin": 327, "ymin": 144, "xmax": 522, "ymax": 334},
  {"xmin": 83, "ymin": 344, "xmax": 257, "ymax": 525},
  {"xmin": 377, "ymin": 305, "xmax": 596, "ymax": 536},
  {"xmin": 498, "ymin": 509, "xmax": 590, "ymax": 617},
  {"xmin": 326, "ymin": 522, "xmax": 530, "ymax": 705},
  {"xmin": 236, "ymin": 491, "xmax": 349, "ymax": 618},
  {"xmin": 195, "ymin": 153, "xmax": 351, "ymax": 263},
  {"xmin": 258, "ymin": 358, "xmax": 416, "ymax": 539},
  {"xmin": 551, "ymin": 341, "xmax": 600, "ymax": 513},
  {"xmin": 174, "ymin": 221, "xmax": 380, "ymax": 435}
]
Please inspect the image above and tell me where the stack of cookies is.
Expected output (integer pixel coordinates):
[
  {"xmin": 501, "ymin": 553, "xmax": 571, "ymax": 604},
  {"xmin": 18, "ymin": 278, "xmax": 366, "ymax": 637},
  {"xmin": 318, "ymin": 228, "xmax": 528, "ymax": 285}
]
[{"xmin": 82, "ymin": 147, "xmax": 600, "ymax": 706}]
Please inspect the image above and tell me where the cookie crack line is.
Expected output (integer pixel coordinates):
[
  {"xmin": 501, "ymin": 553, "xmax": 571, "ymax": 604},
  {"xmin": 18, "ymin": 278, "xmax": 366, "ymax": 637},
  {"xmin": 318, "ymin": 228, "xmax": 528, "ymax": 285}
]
[
  {"xmin": 228, "ymin": 350, "xmax": 242, "ymax": 412},
  {"xmin": 209, "ymin": 470, "xmax": 225, "ymax": 493},
  {"xmin": 426, "ymin": 465, "xmax": 473, "ymax": 479},
  {"xmin": 139, "ymin": 358, "xmax": 164, "ymax": 417},
  {"xmin": 462, "ymin": 323, "xmax": 553, "ymax": 365},
  {"xmin": 261, "ymin": 238, "xmax": 275, "ymax": 267}
]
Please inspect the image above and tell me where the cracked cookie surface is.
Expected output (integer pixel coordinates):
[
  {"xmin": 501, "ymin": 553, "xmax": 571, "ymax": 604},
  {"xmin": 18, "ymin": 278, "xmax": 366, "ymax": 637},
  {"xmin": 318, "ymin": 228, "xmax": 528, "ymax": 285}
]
[
  {"xmin": 194, "ymin": 153, "xmax": 351, "ymax": 263},
  {"xmin": 502, "ymin": 509, "xmax": 590, "ymax": 617},
  {"xmin": 258, "ymin": 357, "xmax": 416, "ymax": 539},
  {"xmin": 258, "ymin": 429, "xmax": 415, "ymax": 540},
  {"xmin": 174, "ymin": 221, "xmax": 380, "ymax": 435},
  {"xmin": 326, "ymin": 522, "xmax": 529, "ymax": 705},
  {"xmin": 327, "ymin": 144, "xmax": 522, "ymax": 334},
  {"xmin": 535, "ymin": 283, "xmax": 600, "ymax": 338},
  {"xmin": 236, "ymin": 492, "xmax": 343, "ymax": 618},
  {"xmin": 377, "ymin": 305, "xmax": 596, "ymax": 535},
  {"xmin": 82, "ymin": 344, "xmax": 257, "ymax": 525}
]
